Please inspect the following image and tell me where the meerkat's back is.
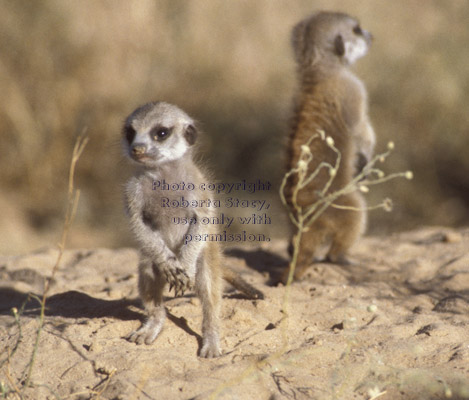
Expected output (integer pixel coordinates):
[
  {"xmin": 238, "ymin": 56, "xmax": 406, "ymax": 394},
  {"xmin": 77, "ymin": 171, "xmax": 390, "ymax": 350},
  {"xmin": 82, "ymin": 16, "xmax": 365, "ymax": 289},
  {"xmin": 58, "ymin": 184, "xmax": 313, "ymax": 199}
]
[{"xmin": 284, "ymin": 11, "xmax": 376, "ymax": 280}]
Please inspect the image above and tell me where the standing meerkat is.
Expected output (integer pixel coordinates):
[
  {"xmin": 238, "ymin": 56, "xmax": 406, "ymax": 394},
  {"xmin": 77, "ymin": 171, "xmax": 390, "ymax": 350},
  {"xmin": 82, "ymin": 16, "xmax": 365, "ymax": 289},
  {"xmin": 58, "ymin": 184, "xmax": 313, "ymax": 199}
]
[
  {"xmin": 122, "ymin": 101, "xmax": 263, "ymax": 358},
  {"xmin": 284, "ymin": 11, "xmax": 376, "ymax": 280}
]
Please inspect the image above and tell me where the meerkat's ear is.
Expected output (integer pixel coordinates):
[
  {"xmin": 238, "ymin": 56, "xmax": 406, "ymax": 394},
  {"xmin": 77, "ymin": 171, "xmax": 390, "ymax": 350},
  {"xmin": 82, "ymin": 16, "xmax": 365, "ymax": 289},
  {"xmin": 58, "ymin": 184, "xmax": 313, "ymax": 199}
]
[
  {"xmin": 334, "ymin": 34, "xmax": 345, "ymax": 56},
  {"xmin": 184, "ymin": 124, "xmax": 198, "ymax": 146}
]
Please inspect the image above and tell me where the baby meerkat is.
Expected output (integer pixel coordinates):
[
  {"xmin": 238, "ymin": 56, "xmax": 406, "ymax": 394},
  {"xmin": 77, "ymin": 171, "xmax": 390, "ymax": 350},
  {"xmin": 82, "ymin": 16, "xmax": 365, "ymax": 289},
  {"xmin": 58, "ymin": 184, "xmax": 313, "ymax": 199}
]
[
  {"xmin": 284, "ymin": 11, "xmax": 376, "ymax": 280},
  {"xmin": 122, "ymin": 101, "xmax": 263, "ymax": 358}
]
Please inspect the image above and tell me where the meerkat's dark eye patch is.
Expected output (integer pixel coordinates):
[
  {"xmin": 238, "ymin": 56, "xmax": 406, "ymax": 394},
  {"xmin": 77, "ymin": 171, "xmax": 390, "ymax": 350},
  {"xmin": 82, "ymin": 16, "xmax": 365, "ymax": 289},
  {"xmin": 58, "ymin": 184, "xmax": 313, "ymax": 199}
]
[
  {"xmin": 353, "ymin": 25, "xmax": 363, "ymax": 35},
  {"xmin": 125, "ymin": 125, "xmax": 136, "ymax": 144},
  {"xmin": 151, "ymin": 126, "xmax": 172, "ymax": 141}
]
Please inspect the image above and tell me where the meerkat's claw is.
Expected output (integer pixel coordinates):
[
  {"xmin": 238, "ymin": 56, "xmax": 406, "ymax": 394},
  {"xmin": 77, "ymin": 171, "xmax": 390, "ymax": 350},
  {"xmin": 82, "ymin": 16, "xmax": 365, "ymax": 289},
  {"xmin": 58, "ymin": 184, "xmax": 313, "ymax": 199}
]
[{"xmin": 162, "ymin": 270, "xmax": 170, "ymax": 282}]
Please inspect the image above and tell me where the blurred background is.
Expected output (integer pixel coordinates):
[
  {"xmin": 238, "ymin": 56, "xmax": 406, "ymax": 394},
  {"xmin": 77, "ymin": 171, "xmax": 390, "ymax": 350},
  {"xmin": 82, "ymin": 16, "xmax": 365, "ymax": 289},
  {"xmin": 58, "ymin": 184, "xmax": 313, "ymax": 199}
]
[{"xmin": 1, "ymin": 0, "xmax": 468, "ymax": 255}]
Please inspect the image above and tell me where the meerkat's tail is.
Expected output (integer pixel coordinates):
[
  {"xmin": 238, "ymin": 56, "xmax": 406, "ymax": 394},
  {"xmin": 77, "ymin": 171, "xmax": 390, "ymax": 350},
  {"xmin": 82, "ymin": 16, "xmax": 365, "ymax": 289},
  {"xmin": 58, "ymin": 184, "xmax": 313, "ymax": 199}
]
[{"xmin": 222, "ymin": 266, "xmax": 264, "ymax": 300}]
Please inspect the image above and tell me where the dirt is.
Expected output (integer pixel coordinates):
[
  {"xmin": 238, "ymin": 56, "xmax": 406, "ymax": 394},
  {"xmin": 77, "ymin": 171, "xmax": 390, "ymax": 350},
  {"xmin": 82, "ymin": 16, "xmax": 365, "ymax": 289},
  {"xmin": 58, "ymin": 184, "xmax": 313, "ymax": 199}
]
[{"xmin": 1, "ymin": 226, "xmax": 469, "ymax": 399}]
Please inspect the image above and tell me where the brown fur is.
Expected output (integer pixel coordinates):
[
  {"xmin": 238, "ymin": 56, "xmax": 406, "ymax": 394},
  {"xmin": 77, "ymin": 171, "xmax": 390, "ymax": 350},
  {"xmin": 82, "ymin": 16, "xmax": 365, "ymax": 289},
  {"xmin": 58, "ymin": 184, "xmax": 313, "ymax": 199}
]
[{"xmin": 284, "ymin": 12, "xmax": 375, "ymax": 280}]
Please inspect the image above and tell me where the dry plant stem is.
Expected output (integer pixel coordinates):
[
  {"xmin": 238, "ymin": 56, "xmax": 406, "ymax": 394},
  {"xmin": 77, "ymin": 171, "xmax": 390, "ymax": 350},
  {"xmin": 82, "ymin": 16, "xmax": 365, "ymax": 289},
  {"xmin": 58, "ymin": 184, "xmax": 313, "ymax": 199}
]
[
  {"xmin": 284, "ymin": 141, "xmax": 407, "ymax": 233},
  {"xmin": 279, "ymin": 227, "xmax": 303, "ymax": 350},
  {"xmin": 92, "ymin": 369, "xmax": 116, "ymax": 400},
  {"xmin": 210, "ymin": 136, "xmax": 411, "ymax": 399},
  {"xmin": 369, "ymin": 390, "xmax": 387, "ymax": 400},
  {"xmin": 24, "ymin": 135, "xmax": 88, "ymax": 388},
  {"xmin": 211, "ymin": 134, "xmax": 338, "ymax": 399},
  {"xmin": 208, "ymin": 348, "xmax": 286, "ymax": 400},
  {"xmin": 279, "ymin": 132, "xmax": 341, "ymax": 231},
  {"xmin": 0, "ymin": 308, "xmax": 23, "ymax": 370},
  {"xmin": 130, "ymin": 365, "xmax": 153, "ymax": 400},
  {"xmin": 4, "ymin": 352, "xmax": 22, "ymax": 399},
  {"xmin": 209, "ymin": 172, "xmax": 306, "ymax": 400},
  {"xmin": 331, "ymin": 202, "xmax": 388, "ymax": 211}
]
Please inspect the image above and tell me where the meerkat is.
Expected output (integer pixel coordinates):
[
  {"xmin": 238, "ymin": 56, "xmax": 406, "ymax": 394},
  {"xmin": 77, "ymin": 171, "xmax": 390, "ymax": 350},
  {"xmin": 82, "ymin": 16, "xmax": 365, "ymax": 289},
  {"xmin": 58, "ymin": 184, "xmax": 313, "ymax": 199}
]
[
  {"xmin": 284, "ymin": 11, "xmax": 376, "ymax": 280},
  {"xmin": 122, "ymin": 101, "xmax": 263, "ymax": 358}
]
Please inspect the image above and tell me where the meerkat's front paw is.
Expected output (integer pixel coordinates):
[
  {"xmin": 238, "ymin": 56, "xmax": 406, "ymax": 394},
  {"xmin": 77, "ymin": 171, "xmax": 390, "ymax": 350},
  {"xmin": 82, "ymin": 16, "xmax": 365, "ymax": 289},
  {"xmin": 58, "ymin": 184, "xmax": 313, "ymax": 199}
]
[
  {"xmin": 127, "ymin": 316, "xmax": 164, "ymax": 345},
  {"xmin": 162, "ymin": 259, "xmax": 193, "ymax": 296},
  {"xmin": 200, "ymin": 334, "xmax": 221, "ymax": 358}
]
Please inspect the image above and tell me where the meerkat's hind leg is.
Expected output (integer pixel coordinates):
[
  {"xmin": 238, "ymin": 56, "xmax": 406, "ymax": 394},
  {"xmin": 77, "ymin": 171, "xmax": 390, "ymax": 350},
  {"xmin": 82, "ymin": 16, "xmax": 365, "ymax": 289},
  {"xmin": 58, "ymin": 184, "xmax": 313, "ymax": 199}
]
[
  {"xmin": 282, "ymin": 225, "xmax": 325, "ymax": 283},
  {"xmin": 127, "ymin": 256, "xmax": 167, "ymax": 345},
  {"xmin": 326, "ymin": 196, "xmax": 365, "ymax": 265},
  {"xmin": 196, "ymin": 247, "xmax": 222, "ymax": 358}
]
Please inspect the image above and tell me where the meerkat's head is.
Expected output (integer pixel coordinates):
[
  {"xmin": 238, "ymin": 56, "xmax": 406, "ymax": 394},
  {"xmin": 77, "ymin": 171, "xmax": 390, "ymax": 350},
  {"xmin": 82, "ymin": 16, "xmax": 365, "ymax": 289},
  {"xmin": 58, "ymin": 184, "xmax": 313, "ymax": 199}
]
[
  {"xmin": 122, "ymin": 101, "xmax": 198, "ymax": 167},
  {"xmin": 292, "ymin": 11, "xmax": 372, "ymax": 71}
]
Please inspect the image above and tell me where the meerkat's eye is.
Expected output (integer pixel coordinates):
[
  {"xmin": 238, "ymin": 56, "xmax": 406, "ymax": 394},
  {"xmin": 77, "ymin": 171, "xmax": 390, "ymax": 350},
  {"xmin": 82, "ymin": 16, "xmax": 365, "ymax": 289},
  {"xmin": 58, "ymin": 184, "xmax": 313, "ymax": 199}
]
[
  {"xmin": 353, "ymin": 25, "xmax": 363, "ymax": 35},
  {"xmin": 125, "ymin": 125, "xmax": 136, "ymax": 144},
  {"xmin": 151, "ymin": 127, "xmax": 172, "ymax": 141}
]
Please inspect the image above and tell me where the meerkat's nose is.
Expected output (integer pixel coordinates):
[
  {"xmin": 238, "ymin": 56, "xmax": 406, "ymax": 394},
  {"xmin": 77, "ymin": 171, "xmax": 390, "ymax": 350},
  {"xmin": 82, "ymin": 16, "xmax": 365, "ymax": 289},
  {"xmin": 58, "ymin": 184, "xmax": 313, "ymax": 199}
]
[{"xmin": 131, "ymin": 144, "xmax": 146, "ymax": 155}]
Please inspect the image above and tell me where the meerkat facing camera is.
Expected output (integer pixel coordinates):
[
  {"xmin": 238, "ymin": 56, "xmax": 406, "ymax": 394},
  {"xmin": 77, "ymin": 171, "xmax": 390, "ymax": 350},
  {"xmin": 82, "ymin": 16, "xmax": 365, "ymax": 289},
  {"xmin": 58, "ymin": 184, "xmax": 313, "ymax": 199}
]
[
  {"xmin": 284, "ymin": 11, "xmax": 376, "ymax": 280},
  {"xmin": 122, "ymin": 101, "xmax": 263, "ymax": 358}
]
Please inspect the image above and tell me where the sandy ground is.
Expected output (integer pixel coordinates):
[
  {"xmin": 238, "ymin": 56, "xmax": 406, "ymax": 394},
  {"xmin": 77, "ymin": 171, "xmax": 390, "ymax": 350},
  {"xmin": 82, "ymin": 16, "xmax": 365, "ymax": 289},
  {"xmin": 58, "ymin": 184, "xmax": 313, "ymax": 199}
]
[{"xmin": 1, "ymin": 226, "xmax": 469, "ymax": 400}]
